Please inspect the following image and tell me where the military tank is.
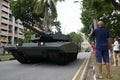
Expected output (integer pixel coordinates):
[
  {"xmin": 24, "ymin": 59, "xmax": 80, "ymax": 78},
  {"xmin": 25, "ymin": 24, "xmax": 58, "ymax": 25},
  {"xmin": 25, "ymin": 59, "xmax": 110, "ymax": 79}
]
[{"xmin": 4, "ymin": 22, "xmax": 78, "ymax": 65}]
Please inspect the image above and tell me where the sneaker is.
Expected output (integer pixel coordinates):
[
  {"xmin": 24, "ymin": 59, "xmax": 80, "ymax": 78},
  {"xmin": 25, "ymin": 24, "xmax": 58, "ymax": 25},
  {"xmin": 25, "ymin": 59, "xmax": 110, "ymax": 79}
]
[{"xmin": 107, "ymin": 75, "xmax": 112, "ymax": 79}]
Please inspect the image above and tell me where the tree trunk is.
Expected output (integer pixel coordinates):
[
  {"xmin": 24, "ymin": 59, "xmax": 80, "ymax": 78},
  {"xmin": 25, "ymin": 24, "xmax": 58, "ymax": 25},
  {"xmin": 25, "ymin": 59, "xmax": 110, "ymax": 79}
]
[{"xmin": 43, "ymin": 0, "xmax": 50, "ymax": 31}]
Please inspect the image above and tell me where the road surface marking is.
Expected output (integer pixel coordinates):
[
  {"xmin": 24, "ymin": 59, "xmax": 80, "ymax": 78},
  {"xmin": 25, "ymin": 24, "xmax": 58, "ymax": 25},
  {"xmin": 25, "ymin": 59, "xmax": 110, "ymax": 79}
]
[
  {"xmin": 72, "ymin": 58, "xmax": 87, "ymax": 80},
  {"xmin": 80, "ymin": 56, "xmax": 90, "ymax": 80}
]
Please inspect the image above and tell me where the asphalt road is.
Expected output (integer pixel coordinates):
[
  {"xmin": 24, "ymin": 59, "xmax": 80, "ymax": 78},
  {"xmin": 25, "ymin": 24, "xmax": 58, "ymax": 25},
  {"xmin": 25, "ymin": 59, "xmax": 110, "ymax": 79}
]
[{"xmin": 0, "ymin": 52, "xmax": 91, "ymax": 80}]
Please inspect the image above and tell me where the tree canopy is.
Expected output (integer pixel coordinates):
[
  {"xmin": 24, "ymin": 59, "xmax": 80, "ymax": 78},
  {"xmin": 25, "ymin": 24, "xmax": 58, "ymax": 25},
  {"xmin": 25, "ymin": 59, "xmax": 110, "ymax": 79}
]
[
  {"xmin": 10, "ymin": 0, "xmax": 64, "ymax": 42},
  {"xmin": 10, "ymin": 0, "xmax": 37, "ymax": 23},
  {"xmin": 110, "ymin": 0, "xmax": 120, "ymax": 11},
  {"xmin": 81, "ymin": 0, "xmax": 120, "ymax": 40},
  {"xmin": 68, "ymin": 32, "xmax": 83, "ymax": 45},
  {"xmin": 10, "ymin": 0, "xmax": 64, "ymax": 30}
]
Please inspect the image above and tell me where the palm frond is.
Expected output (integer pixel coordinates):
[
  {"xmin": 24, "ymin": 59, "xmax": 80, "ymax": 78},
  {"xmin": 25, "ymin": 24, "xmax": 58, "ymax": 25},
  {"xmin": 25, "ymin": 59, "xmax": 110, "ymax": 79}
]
[
  {"xmin": 50, "ymin": 0, "xmax": 57, "ymax": 19},
  {"xmin": 33, "ymin": 0, "xmax": 45, "ymax": 15}
]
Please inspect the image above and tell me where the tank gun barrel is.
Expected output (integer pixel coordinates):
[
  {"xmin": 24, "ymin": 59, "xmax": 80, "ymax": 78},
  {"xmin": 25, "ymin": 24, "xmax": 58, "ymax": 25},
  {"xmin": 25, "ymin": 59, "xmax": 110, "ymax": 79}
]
[{"xmin": 23, "ymin": 22, "xmax": 47, "ymax": 36}]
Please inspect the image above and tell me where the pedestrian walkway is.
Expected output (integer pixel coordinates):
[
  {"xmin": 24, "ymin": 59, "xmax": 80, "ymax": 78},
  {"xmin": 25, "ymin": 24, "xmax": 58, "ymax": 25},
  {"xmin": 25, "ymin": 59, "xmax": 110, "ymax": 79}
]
[{"xmin": 86, "ymin": 54, "xmax": 120, "ymax": 80}]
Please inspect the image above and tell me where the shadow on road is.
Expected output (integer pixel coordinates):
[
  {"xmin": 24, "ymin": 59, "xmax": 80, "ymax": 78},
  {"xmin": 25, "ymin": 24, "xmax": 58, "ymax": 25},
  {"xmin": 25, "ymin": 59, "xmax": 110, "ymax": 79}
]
[{"xmin": 12, "ymin": 58, "xmax": 85, "ymax": 68}]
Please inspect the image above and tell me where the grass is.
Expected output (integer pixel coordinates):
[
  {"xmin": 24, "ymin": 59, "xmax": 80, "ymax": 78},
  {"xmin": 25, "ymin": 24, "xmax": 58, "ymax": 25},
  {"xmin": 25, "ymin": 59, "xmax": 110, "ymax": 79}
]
[
  {"xmin": 94, "ymin": 59, "xmax": 120, "ymax": 80},
  {"xmin": 0, "ymin": 54, "xmax": 14, "ymax": 59}
]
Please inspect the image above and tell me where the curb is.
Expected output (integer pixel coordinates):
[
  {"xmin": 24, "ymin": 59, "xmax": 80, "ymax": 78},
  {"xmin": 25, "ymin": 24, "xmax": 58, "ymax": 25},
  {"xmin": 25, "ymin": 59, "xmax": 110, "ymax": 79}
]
[
  {"xmin": 72, "ymin": 58, "xmax": 88, "ymax": 80},
  {"xmin": 92, "ymin": 63, "xmax": 97, "ymax": 80},
  {"xmin": 80, "ymin": 56, "xmax": 91, "ymax": 80},
  {"xmin": 0, "ymin": 58, "xmax": 15, "ymax": 61},
  {"xmin": 72, "ymin": 55, "xmax": 91, "ymax": 80}
]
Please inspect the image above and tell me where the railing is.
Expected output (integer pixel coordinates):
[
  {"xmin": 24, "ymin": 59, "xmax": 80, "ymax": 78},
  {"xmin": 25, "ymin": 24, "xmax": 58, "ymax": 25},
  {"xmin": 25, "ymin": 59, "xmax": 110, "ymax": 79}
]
[
  {"xmin": 9, "ymin": 21, "xmax": 13, "ymax": 25},
  {"xmin": 2, "ymin": 6, "xmax": 9, "ymax": 12},
  {"xmin": 1, "ymin": 18, "xmax": 9, "ymax": 24},
  {"xmin": 18, "ymin": 24, "xmax": 24, "ymax": 29},
  {"xmin": 14, "ymin": 34, "xmax": 18, "ymax": 37},
  {"xmin": 0, "ymin": 38, "xmax": 8, "ymax": 42},
  {"xmin": 1, "ymin": 12, "xmax": 9, "ymax": 19},
  {"xmin": 18, "ymin": 35, "xmax": 24, "ymax": 39},
  {"xmin": 0, "ymin": 31, "xmax": 8, "ymax": 36},
  {"xmin": 1, "ymin": 24, "xmax": 8, "ymax": 30},
  {"xmin": 0, "ymin": 36, "xmax": 7, "ymax": 40},
  {"xmin": 19, "ymin": 29, "xmax": 23, "ymax": 33},
  {"xmin": 2, "ymin": 0, "xmax": 9, "ymax": 8},
  {"xmin": 8, "ymin": 32, "xmax": 13, "ymax": 36},
  {"xmin": 19, "ymin": 29, "xmax": 23, "ymax": 34}
]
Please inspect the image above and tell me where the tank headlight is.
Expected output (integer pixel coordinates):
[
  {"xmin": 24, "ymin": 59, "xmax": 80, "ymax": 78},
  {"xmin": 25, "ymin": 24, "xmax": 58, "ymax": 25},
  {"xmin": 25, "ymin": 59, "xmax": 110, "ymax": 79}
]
[
  {"xmin": 41, "ymin": 42, "xmax": 44, "ymax": 45},
  {"xmin": 38, "ymin": 42, "xmax": 45, "ymax": 46}
]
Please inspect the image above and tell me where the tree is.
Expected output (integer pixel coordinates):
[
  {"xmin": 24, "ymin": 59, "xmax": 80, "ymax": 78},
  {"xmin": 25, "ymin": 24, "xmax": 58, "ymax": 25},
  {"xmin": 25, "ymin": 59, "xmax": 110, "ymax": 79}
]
[
  {"xmin": 10, "ymin": 0, "xmax": 37, "ymax": 23},
  {"xmin": 69, "ymin": 32, "xmax": 83, "ymax": 50},
  {"xmin": 110, "ymin": 0, "xmax": 120, "ymax": 11},
  {"xmin": 33, "ymin": 0, "xmax": 64, "ymax": 31},
  {"xmin": 10, "ymin": 0, "xmax": 64, "ymax": 29},
  {"xmin": 10, "ymin": 0, "xmax": 64, "ymax": 42},
  {"xmin": 81, "ymin": 0, "xmax": 96, "ymax": 37},
  {"xmin": 10, "ymin": 0, "xmax": 38, "ymax": 43},
  {"xmin": 51, "ymin": 20, "xmax": 61, "ymax": 31},
  {"xmin": 68, "ymin": 32, "xmax": 83, "ymax": 45},
  {"xmin": 81, "ymin": 0, "xmax": 120, "ymax": 39},
  {"xmin": 22, "ymin": 30, "xmax": 34, "ymax": 43}
]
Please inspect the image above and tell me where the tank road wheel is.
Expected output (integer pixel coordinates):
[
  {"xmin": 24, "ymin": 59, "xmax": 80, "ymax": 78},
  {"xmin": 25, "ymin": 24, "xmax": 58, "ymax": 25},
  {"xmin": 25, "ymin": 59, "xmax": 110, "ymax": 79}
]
[
  {"xmin": 12, "ymin": 52, "xmax": 31, "ymax": 64},
  {"xmin": 70, "ymin": 53, "xmax": 78, "ymax": 61},
  {"xmin": 52, "ymin": 53, "xmax": 69, "ymax": 65},
  {"xmin": 64, "ymin": 53, "xmax": 78, "ymax": 62}
]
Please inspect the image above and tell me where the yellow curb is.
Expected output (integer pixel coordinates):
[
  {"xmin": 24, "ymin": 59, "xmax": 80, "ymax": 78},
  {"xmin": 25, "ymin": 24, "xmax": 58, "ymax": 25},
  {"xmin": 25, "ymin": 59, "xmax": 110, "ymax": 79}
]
[
  {"xmin": 72, "ymin": 58, "xmax": 88, "ymax": 80},
  {"xmin": 80, "ymin": 56, "xmax": 90, "ymax": 80}
]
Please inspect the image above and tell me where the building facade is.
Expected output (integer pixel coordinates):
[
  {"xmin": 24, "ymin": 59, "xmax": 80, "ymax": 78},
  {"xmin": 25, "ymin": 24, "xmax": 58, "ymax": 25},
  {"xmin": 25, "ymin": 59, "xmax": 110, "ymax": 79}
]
[{"xmin": 0, "ymin": 0, "xmax": 24, "ymax": 46}]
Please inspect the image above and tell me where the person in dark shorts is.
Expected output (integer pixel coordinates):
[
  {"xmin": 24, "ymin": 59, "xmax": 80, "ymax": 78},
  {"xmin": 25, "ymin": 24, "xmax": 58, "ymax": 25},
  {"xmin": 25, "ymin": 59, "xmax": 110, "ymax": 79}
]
[
  {"xmin": 113, "ymin": 37, "xmax": 120, "ymax": 66},
  {"xmin": 91, "ymin": 21, "xmax": 112, "ymax": 79}
]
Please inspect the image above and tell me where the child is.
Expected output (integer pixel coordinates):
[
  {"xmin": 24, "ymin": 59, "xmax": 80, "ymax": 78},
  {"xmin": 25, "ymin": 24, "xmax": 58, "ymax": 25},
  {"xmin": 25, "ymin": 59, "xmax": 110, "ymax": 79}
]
[{"xmin": 113, "ymin": 37, "xmax": 120, "ymax": 66}]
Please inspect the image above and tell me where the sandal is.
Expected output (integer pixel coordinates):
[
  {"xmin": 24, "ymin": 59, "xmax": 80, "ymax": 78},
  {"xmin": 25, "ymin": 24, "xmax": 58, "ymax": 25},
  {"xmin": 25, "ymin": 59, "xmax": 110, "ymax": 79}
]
[
  {"xmin": 96, "ymin": 75, "xmax": 104, "ymax": 79},
  {"xmin": 107, "ymin": 76, "xmax": 112, "ymax": 79}
]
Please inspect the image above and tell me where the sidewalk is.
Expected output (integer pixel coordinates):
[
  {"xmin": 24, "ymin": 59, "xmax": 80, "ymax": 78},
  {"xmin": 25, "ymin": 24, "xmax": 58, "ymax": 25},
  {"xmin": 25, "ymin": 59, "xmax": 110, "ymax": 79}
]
[
  {"xmin": 94, "ymin": 61, "xmax": 120, "ymax": 80},
  {"xmin": 86, "ymin": 56, "xmax": 120, "ymax": 80}
]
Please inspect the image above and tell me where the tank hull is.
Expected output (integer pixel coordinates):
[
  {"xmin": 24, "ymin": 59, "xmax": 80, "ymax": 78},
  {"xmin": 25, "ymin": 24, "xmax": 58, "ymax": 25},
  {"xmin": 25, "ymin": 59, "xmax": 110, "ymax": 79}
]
[{"xmin": 5, "ymin": 42, "xmax": 78, "ymax": 65}]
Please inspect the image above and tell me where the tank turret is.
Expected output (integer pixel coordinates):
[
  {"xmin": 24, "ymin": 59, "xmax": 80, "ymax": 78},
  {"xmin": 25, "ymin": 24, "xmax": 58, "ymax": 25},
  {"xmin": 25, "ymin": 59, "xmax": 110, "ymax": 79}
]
[{"xmin": 23, "ymin": 22, "xmax": 70, "ymax": 42}]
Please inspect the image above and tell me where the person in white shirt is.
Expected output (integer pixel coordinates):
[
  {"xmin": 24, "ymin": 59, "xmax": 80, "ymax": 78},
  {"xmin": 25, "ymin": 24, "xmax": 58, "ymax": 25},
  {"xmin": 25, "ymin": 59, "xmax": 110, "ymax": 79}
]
[{"xmin": 113, "ymin": 37, "xmax": 120, "ymax": 66}]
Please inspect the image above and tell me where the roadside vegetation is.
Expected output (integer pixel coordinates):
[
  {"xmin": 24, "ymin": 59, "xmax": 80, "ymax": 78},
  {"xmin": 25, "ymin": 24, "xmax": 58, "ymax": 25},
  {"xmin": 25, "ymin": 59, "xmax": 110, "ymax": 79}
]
[
  {"xmin": 94, "ymin": 58, "xmax": 120, "ymax": 80},
  {"xmin": 0, "ymin": 54, "xmax": 14, "ymax": 60},
  {"xmin": 68, "ymin": 32, "xmax": 83, "ymax": 51},
  {"xmin": 81, "ymin": 0, "xmax": 120, "ymax": 43}
]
